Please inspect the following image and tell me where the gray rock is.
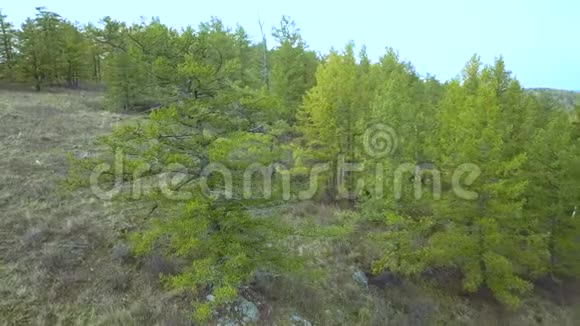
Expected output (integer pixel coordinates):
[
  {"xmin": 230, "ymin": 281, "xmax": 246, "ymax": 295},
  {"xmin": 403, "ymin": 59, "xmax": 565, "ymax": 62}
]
[
  {"xmin": 206, "ymin": 294, "xmax": 215, "ymax": 302},
  {"xmin": 352, "ymin": 270, "xmax": 368, "ymax": 289},
  {"xmin": 290, "ymin": 313, "xmax": 312, "ymax": 326},
  {"xmin": 217, "ymin": 318, "xmax": 240, "ymax": 326},
  {"xmin": 239, "ymin": 298, "xmax": 259, "ymax": 323},
  {"xmin": 216, "ymin": 297, "xmax": 259, "ymax": 325}
]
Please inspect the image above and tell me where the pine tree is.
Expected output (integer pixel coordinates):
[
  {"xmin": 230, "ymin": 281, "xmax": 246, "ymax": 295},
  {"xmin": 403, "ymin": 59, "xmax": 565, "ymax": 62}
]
[
  {"xmin": 0, "ymin": 9, "xmax": 15, "ymax": 78},
  {"xmin": 525, "ymin": 112, "xmax": 580, "ymax": 278},
  {"xmin": 17, "ymin": 18, "xmax": 43, "ymax": 90},
  {"xmin": 233, "ymin": 25, "xmax": 260, "ymax": 89},
  {"xmin": 67, "ymin": 87, "xmax": 305, "ymax": 322},
  {"xmin": 372, "ymin": 212, "xmax": 430, "ymax": 276},
  {"xmin": 365, "ymin": 49, "xmax": 438, "ymax": 212},
  {"xmin": 429, "ymin": 57, "xmax": 532, "ymax": 308},
  {"xmin": 270, "ymin": 16, "xmax": 318, "ymax": 120},
  {"xmin": 97, "ymin": 17, "xmax": 180, "ymax": 110},
  {"xmin": 297, "ymin": 43, "xmax": 369, "ymax": 201},
  {"xmin": 61, "ymin": 21, "xmax": 90, "ymax": 88},
  {"xmin": 33, "ymin": 7, "xmax": 66, "ymax": 85},
  {"xmin": 15, "ymin": 7, "xmax": 72, "ymax": 89}
]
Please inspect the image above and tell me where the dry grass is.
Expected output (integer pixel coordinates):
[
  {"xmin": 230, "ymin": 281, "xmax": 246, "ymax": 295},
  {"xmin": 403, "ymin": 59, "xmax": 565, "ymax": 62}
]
[
  {"xmin": 0, "ymin": 89, "xmax": 191, "ymax": 325},
  {"xmin": 254, "ymin": 202, "xmax": 580, "ymax": 325}
]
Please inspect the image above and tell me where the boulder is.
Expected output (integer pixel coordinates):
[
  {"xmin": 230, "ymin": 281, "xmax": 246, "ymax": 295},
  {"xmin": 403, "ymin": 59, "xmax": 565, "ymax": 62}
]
[
  {"xmin": 290, "ymin": 313, "xmax": 312, "ymax": 326},
  {"xmin": 238, "ymin": 297, "xmax": 259, "ymax": 324},
  {"xmin": 352, "ymin": 269, "xmax": 369, "ymax": 289}
]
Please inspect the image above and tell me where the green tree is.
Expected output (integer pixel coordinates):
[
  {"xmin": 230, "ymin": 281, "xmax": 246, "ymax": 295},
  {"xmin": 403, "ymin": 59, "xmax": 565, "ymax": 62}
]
[
  {"xmin": 16, "ymin": 7, "xmax": 78, "ymax": 89},
  {"xmin": 297, "ymin": 43, "xmax": 369, "ymax": 202},
  {"xmin": 372, "ymin": 212, "xmax": 430, "ymax": 276},
  {"xmin": 270, "ymin": 16, "xmax": 318, "ymax": 120},
  {"xmin": 0, "ymin": 9, "xmax": 15, "ymax": 78},
  {"xmin": 67, "ymin": 84, "xmax": 304, "ymax": 322},
  {"xmin": 83, "ymin": 22, "xmax": 106, "ymax": 83},
  {"xmin": 131, "ymin": 197, "xmax": 300, "ymax": 322},
  {"xmin": 97, "ymin": 17, "xmax": 180, "ymax": 110},
  {"xmin": 233, "ymin": 25, "xmax": 261, "ymax": 89},
  {"xmin": 365, "ymin": 49, "xmax": 439, "ymax": 211},
  {"xmin": 61, "ymin": 21, "xmax": 91, "ymax": 88},
  {"xmin": 525, "ymin": 112, "xmax": 580, "ymax": 278},
  {"xmin": 17, "ymin": 18, "xmax": 43, "ymax": 90},
  {"xmin": 33, "ymin": 7, "xmax": 66, "ymax": 85},
  {"xmin": 428, "ymin": 57, "xmax": 533, "ymax": 308}
]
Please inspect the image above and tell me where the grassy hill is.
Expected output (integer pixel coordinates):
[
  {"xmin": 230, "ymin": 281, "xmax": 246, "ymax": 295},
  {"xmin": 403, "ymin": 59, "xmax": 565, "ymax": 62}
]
[
  {"xmin": 527, "ymin": 88, "xmax": 579, "ymax": 110},
  {"xmin": 0, "ymin": 90, "xmax": 195, "ymax": 325},
  {"xmin": 1, "ymin": 89, "xmax": 579, "ymax": 325}
]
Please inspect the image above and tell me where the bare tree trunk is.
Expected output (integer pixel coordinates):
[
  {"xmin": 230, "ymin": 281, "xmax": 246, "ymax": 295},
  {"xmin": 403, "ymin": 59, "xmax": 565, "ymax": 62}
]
[
  {"xmin": 258, "ymin": 19, "xmax": 270, "ymax": 90},
  {"xmin": 0, "ymin": 23, "xmax": 12, "ymax": 67},
  {"xmin": 33, "ymin": 52, "xmax": 41, "ymax": 91}
]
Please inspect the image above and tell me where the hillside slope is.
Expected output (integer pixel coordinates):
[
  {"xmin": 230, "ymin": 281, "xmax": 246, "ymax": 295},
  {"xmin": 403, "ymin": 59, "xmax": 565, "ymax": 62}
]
[
  {"xmin": 1, "ymin": 90, "xmax": 579, "ymax": 325},
  {"xmin": 527, "ymin": 88, "xmax": 578, "ymax": 110},
  {"xmin": 0, "ymin": 90, "xmax": 193, "ymax": 325}
]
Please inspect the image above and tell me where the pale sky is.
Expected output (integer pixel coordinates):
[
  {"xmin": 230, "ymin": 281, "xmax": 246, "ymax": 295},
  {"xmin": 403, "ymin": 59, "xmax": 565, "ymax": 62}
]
[{"xmin": 2, "ymin": 0, "xmax": 578, "ymax": 90}]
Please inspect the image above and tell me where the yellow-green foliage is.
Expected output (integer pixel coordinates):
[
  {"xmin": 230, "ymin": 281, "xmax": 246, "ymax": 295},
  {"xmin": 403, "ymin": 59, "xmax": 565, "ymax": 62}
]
[
  {"xmin": 66, "ymin": 86, "xmax": 309, "ymax": 321},
  {"xmin": 371, "ymin": 212, "xmax": 430, "ymax": 277},
  {"xmin": 130, "ymin": 198, "xmax": 302, "ymax": 321}
]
